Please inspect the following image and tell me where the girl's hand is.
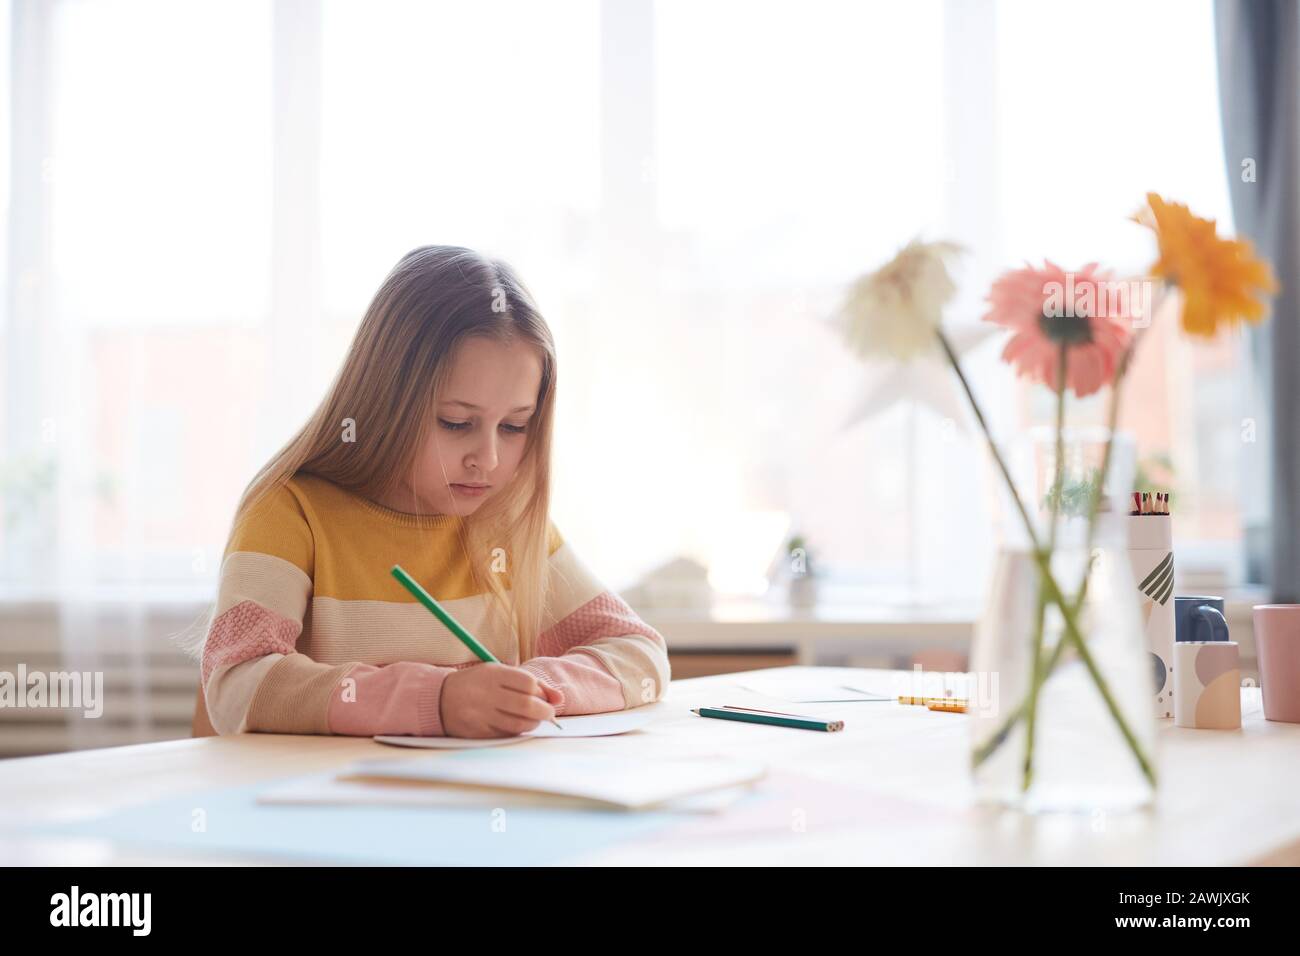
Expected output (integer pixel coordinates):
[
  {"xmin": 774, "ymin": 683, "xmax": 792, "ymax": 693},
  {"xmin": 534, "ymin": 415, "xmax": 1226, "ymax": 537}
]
[{"xmin": 440, "ymin": 663, "xmax": 564, "ymax": 738}]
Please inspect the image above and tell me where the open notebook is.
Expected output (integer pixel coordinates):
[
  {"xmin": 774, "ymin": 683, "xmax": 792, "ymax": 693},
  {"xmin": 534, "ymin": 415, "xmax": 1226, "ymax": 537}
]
[{"xmin": 340, "ymin": 750, "xmax": 768, "ymax": 810}]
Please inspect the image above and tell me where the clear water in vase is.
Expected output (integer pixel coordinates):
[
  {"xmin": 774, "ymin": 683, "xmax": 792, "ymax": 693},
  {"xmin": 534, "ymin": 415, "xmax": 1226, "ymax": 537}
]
[{"xmin": 969, "ymin": 427, "xmax": 1157, "ymax": 813}]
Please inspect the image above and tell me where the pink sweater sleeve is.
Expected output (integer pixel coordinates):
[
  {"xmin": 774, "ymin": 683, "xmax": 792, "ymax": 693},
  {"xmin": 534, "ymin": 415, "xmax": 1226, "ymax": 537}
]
[
  {"xmin": 330, "ymin": 581, "xmax": 669, "ymax": 731},
  {"xmin": 204, "ymin": 596, "xmax": 463, "ymax": 737},
  {"xmin": 326, "ymin": 661, "xmax": 463, "ymax": 737},
  {"xmin": 520, "ymin": 590, "xmax": 669, "ymax": 716}
]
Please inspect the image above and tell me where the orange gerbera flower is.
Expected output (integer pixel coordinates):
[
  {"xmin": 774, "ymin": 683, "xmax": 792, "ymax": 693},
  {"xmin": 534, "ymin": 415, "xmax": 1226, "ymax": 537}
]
[{"xmin": 1134, "ymin": 193, "xmax": 1278, "ymax": 337}]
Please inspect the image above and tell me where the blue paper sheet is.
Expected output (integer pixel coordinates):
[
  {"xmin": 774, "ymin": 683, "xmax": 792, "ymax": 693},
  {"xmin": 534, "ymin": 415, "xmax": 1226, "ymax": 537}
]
[{"xmin": 31, "ymin": 777, "xmax": 683, "ymax": 866}]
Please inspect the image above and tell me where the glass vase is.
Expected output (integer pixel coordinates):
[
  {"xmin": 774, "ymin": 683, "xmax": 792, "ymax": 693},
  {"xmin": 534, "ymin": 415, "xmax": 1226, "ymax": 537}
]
[{"xmin": 969, "ymin": 427, "xmax": 1157, "ymax": 813}]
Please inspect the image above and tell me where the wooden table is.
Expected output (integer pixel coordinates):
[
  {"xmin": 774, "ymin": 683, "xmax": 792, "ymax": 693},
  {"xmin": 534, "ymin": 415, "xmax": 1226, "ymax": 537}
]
[{"xmin": 1, "ymin": 666, "xmax": 1296, "ymax": 865}]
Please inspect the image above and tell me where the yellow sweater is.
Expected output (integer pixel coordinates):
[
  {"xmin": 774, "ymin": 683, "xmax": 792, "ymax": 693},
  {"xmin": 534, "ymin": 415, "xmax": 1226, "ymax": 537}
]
[{"xmin": 201, "ymin": 473, "xmax": 670, "ymax": 736}]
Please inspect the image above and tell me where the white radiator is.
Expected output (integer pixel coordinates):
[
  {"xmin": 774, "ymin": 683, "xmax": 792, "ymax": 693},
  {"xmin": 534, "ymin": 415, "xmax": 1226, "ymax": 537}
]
[{"xmin": 0, "ymin": 600, "xmax": 205, "ymax": 758}]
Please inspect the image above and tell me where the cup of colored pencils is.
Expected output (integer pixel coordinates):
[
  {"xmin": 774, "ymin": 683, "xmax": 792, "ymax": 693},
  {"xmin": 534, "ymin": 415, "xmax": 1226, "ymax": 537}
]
[{"xmin": 1130, "ymin": 491, "xmax": 1170, "ymax": 516}]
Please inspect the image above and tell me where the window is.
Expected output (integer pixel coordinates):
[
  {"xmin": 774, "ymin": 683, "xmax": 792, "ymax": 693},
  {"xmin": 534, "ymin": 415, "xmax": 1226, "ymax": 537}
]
[
  {"xmin": 993, "ymin": 0, "xmax": 1245, "ymax": 589},
  {"xmin": 0, "ymin": 0, "xmax": 1247, "ymax": 605}
]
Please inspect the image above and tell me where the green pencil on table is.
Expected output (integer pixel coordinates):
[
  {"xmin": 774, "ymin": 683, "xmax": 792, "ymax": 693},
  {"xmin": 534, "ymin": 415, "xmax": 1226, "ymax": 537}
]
[
  {"xmin": 390, "ymin": 564, "xmax": 562, "ymax": 729},
  {"xmin": 691, "ymin": 705, "xmax": 843, "ymax": 732}
]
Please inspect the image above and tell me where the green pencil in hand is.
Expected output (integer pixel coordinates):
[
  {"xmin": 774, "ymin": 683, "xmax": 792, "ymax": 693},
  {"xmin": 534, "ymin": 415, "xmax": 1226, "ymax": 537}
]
[{"xmin": 390, "ymin": 564, "xmax": 562, "ymax": 729}]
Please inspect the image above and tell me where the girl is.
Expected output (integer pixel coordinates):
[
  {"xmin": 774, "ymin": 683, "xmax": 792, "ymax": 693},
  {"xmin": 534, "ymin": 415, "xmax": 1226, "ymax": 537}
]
[{"xmin": 197, "ymin": 246, "xmax": 670, "ymax": 738}]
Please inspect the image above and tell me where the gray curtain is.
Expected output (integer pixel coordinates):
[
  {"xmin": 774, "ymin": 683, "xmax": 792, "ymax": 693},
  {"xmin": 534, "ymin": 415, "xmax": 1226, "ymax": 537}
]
[{"xmin": 1216, "ymin": 0, "xmax": 1300, "ymax": 602}]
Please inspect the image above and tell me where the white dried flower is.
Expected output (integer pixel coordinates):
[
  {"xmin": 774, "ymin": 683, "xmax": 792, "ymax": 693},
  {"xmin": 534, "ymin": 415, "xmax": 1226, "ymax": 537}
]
[{"xmin": 837, "ymin": 239, "xmax": 963, "ymax": 361}]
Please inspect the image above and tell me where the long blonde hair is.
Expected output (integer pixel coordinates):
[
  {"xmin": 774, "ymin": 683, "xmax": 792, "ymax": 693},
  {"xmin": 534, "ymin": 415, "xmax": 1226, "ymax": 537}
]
[{"xmin": 217, "ymin": 245, "xmax": 557, "ymax": 661}]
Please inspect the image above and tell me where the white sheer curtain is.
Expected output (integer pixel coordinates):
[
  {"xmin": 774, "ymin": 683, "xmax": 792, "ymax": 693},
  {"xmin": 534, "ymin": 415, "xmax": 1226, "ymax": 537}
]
[{"xmin": 0, "ymin": 0, "xmax": 1242, "ymax": 750}]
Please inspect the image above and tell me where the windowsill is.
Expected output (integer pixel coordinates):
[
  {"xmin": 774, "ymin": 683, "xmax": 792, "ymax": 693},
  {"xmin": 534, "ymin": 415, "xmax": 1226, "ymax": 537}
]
[{"xmin": 640, "ymin": 596, "xmax": 981, "ymax": 624}]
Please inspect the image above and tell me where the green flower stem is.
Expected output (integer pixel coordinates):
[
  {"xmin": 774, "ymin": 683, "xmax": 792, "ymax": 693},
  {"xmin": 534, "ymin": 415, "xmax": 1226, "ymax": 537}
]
[
  {"xmin": 972, "ymin": 326, "xmax": 1148, "ymax": 769},
  {"xmin": 1063, "ymin": 328, "xmax": 1145, "ymax": 612},
  {"xmin": 936, "ymin": 330, "xmax": 1156, "ymax": 790},
  {"xmin": 1035, "ymin": 552, "xmax": 1158, "ymax": 788},
  {"xmin": 1021, "ymin": 345, "xmax": 1068, "ymax": 792},
  {"xmin": 972, "ymin": 546, "xmax": 1157, "ymax": 790}
]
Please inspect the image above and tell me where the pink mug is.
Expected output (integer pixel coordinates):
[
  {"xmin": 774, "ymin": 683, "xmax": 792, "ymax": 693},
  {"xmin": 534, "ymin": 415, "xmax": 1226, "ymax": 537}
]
[{"xmin": 1253, "ymin": 605, "xmax": 1300, "ymax": 723}]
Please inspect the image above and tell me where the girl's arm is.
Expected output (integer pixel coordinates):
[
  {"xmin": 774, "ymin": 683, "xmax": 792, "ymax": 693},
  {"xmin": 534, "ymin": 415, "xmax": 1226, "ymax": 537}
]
[
  {"xmin": 202, "ymin": 484, "xmax": 457, "ymax": 737},
  {"xmin": 204, "ymin": 603, "xmax": 457, "ymax": 736},
  {"xmin": 520, "ymin": 530, "xmax": 671, "ymax": 715}
]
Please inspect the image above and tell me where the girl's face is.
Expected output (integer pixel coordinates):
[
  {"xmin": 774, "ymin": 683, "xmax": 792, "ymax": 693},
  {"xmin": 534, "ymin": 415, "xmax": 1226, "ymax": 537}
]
[{"xmin": 405, "ymin": 336, "xmax": 542, "ymax": 516}]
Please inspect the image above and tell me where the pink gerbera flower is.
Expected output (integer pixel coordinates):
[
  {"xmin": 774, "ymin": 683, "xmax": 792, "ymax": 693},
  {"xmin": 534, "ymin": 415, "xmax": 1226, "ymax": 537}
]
[{"xmin": 983, "ymin": 261, "xmax": 1134, "ymax": 397}]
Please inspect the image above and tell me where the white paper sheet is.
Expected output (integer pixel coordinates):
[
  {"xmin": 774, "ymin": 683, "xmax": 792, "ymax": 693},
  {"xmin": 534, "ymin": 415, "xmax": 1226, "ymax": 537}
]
[
  {"xmin": 344, "ymin": 751, "xmax": 768, "ymax": 810},
  {"xmin": 373, "ymin": 708, "xmax": 657, "ymax": 749},
  {"xmin": 730, "ymin": 679, "xmax": 892, "ymax": 703},
  {"xmin": 256, "ymin": 771, "xmax": 752, "ymax": 813}
]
